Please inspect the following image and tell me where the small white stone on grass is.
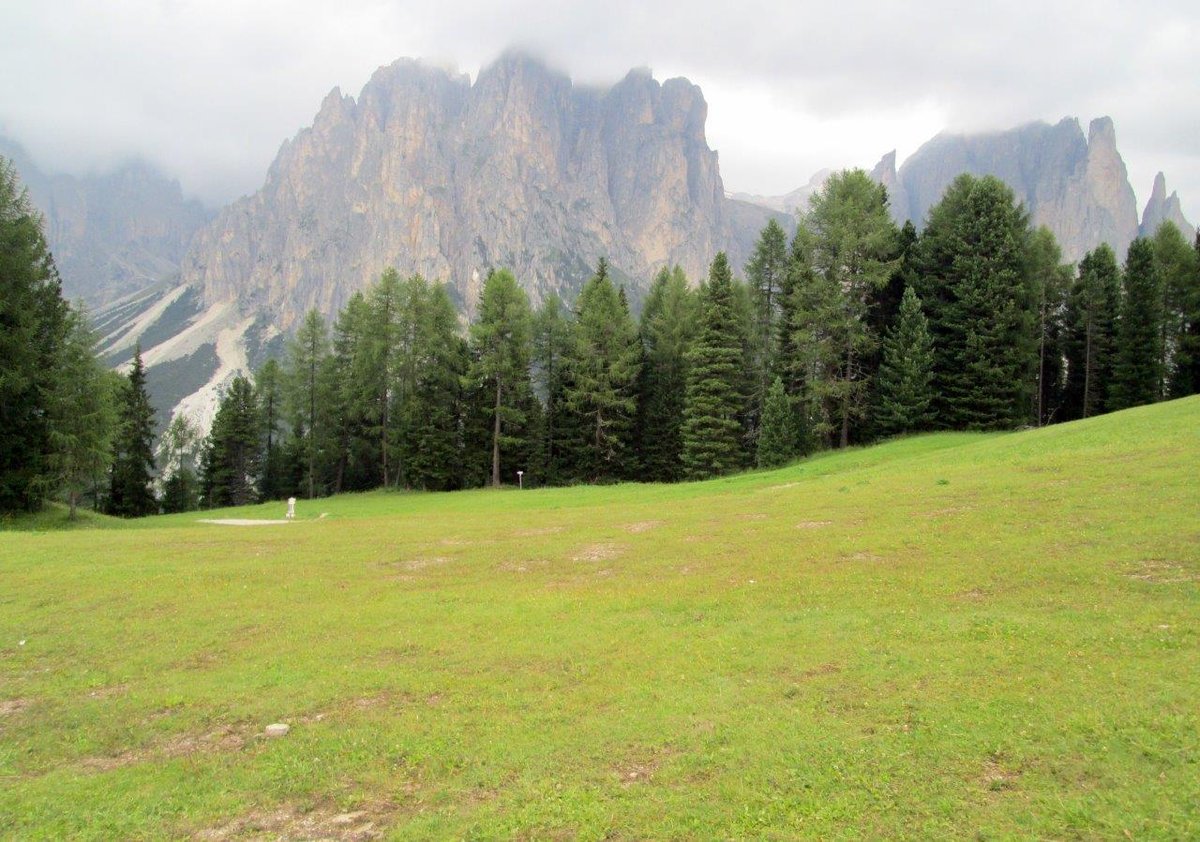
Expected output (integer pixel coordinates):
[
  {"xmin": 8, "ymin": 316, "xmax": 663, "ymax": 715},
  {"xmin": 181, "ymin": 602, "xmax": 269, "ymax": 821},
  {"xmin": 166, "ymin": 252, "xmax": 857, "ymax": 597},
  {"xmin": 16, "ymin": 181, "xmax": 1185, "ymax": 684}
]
[{"xmin": 265, "ymin": 723, "xmax": 290, "ymax": 738}]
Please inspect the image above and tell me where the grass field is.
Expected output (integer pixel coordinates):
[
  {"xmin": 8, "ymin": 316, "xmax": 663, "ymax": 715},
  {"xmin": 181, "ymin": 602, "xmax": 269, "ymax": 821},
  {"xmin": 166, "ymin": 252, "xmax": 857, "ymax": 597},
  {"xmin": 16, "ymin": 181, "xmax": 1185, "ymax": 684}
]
[{"xmin": 2, "ymin": 398, "xmax": 1198, "ymax": 840}]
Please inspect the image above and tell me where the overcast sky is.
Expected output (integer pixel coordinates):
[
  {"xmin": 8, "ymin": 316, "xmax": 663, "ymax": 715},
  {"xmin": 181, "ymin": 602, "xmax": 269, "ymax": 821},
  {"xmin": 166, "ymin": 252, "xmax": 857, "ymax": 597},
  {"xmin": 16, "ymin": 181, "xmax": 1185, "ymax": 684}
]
[{"xmin": 2, "ymin": 0, "xmax": 1196, "ymax": 223}]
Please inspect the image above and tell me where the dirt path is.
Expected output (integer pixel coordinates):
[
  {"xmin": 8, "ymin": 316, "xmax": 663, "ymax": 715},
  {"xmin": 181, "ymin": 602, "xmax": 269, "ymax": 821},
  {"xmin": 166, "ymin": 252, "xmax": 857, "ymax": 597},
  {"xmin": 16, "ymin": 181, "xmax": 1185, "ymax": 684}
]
[{"xmin": 196, "ymin": 519, "xmax": 291, "ymax": 526}]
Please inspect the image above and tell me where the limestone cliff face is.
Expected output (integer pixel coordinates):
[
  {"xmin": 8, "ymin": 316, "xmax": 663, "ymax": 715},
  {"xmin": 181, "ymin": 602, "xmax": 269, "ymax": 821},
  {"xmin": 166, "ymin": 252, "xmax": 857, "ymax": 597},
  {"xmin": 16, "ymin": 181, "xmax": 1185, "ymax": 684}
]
[
  {"xmin": 869, "ymin": 151, "xmax": 909, "ymax": 226},
  {"xmin": 1140, "ymin": 172, "xmax": 1194, "ymax": 238},
  {"xmin": 894, "ymin": 117, "xmax": 1139, "ymax": 261},
  {"xmin": 1, "ymin": 136, "xmax": 211, "ymax": 306},
  {"xmin": 183, "ymin": 53, "xmax": 771, "ymax": 327}
]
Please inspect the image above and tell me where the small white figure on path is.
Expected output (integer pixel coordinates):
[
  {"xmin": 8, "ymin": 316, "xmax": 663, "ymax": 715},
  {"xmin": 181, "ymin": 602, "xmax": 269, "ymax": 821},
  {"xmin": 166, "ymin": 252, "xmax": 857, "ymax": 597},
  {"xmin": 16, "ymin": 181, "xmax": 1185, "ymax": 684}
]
[{"xmin": 286, "ymin": 497, "xmax": 296, "ymax": 520}]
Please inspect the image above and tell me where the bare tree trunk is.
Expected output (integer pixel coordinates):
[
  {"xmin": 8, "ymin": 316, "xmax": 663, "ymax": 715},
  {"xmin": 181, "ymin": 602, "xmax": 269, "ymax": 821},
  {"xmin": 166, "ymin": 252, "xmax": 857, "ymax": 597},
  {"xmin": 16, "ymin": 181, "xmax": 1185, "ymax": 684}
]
[
  {"xmin": 1038, "ymin": 301, "xmax": 1046, "ymax": 427},
  {"xmin": 491, "ymin": 378, "xmax": 502, "ymax": 488},
  {"xmin": 68, "ymin": 489, "xmax": 78, "ymax": 520},
  {"xmin": 1082, "ymin": 320, "xmax": 1093, "ymax": 418},
  {"xmin": 840, "ymin": 349, "xmax": 852, "ymax": 449}
]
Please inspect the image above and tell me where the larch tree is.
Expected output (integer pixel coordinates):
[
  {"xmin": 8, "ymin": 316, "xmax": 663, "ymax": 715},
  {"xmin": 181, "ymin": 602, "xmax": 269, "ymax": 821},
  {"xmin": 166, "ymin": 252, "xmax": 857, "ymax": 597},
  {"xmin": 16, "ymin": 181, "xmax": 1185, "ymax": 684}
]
[
  {"xmin": 788, "ymin": 169, "xmax": 898, "ymax": 447},
  {"xmin": 745, "ymin": 218, "xmax": 790, "ymax": 439},
  {"xmin": 47, "ymin": 306, "xmax": 117, "ymax": 519},
  {"xmin": 285, "ymin": 309, "xmax": 332, "ymax": 499},
  {"xmin": 468, "ymin": 268, "xmax": 533, "ymax": 488},
  {"xmin": 254, "ymin": 358, "xmax": 287, "ymax": 501}
]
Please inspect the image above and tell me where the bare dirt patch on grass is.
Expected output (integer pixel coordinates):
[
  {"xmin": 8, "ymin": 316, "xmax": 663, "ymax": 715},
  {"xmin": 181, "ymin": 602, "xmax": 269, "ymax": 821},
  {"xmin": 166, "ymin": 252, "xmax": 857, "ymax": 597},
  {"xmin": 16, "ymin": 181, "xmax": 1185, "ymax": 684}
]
[
  {"xmin": 77, "ymin": 724, "xmax": 253, "ymax": 773},
  {"xmin": 980, "ymin": 757, "xmax": 1022, "ymax": 793},
  {"xmin": 1126, "ymin": 560, "xmax": 1198, "ymax": 584},
  {"xmin": 198, "ymin": 801, "xmax": 395, "ymax": 841},
  {"xmin": 622, "ymin": 520, "xmax": 664, "ymax": 534},
  {"xmin": 0, "ymin": 698, "xmax": 32, "ymax": 717},
  {"xmin": 512, "ymin": 526, "xmax": 563, "ymax": 537},
  {"xmin": 795, "ymin": 520, "xmax": 832, "ymax": 529},
  {"xmin": 612, "ymin": 745, "xmax": 678, "ymax": 786},
  {"xmin": 571, "ymin": 543, "xmax": 623, "ymax": 562}
]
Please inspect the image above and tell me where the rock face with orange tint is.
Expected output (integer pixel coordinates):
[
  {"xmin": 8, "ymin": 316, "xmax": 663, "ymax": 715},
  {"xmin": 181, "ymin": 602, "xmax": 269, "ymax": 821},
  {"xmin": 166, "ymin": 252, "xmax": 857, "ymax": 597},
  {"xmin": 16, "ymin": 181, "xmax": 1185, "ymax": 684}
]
[{"xmin": 182, "ymin": 51, "xmax": 778, "ymax": 329}]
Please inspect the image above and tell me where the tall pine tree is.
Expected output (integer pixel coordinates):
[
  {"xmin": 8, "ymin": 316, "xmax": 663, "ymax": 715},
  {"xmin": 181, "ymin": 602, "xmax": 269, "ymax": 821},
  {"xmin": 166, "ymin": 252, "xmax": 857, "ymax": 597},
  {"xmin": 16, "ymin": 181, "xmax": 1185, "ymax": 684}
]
[
  {"xmin": 1150, "ymin": 221, "xmax": 1200, "ymax": 398},
  {"xmin": 532, "ymin": 293, "xmax": 575, "ymax": 485},
  {"xmin": 200, "ymin": 375, "xmax": 262, "ymax": 508},
  {"xmin": 0, "ymin": 157, "xmax": 67, "ymax": 512},
  {"xmin": 107, "ymin": 346, "xmax": 157, "ymax": 517},
  {"xmin": 873, "ymin": 286, "xmax": 935, "ymax": 436},
  {"xmin": 756, "ymin": 377, "xmax": 798, "ymax": 468},
  {"xmin": 915, "ymin": 174, "xmax": 1037, "ymax": 430},
  {"xmin": 681, "ymin": 253, "xmax": 746, "ymax": 479},
  {"xmin": 745, "ymin": 219, "xmax": 790, "ymax": 441},
  {"xmin": 47, "ymin": 306, "xmax": 117, "ymax": 519},
  {"xmin": 1063, "ymin": 244, "xmax": 1120, "ymax": 419},
  {"xmin": 1109, "ymin": 237, "xmax": 1164, "ymax": 410},
  {"xmin": 788, "ymin": 169, "xmax": 898, "ymax": 447},
  {"xmin": 285, "ymin": 310, "xmax": 332, "ymax": 498},
  {"xmin": 564, "ymin": 259, "xmax": 641, "ymax": 482},
  {"xmin": 468, "ymin": 269, "xmax": 533, "ymax": 488},
  {"xmin": 635, "ymin": 266, "xmax": 695, "ymax": 482}
]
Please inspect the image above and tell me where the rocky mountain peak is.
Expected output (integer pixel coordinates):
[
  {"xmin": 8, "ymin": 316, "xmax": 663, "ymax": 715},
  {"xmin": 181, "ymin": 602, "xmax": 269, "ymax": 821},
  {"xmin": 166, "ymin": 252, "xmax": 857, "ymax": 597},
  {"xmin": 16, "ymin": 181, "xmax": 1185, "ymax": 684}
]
[
  {"xmin": 180, "ymin": 54, "xmax": 773, "ymax": 330},
  {"xmin": 1140, "ymin": 171, "xmax": 1194, "ymax": 238},
  {"xmin": 1087, "ymin": 116, "xmax": 1117, "ymax": 149}
]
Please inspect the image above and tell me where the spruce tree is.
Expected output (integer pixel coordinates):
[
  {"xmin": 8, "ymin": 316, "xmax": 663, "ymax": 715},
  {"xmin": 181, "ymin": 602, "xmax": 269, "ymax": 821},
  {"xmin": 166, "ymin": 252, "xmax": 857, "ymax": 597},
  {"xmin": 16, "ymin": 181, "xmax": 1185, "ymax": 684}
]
[
  {"xmin": 915, "ymin": 174, "xmax": 1037, "ymax": 430},
  {"xmin": 756, "ymin": 377, "xmax": 797, "ymax": 468},
  {"xmin": 200, "ymin": 375, "xmax": 262, "ymax": 507},
  {"xmin": 532, "ymin": 293, "xmax": 575, "ymax": 485},
  {"xmin": 107, "ymin": 346, "xmax": 157, "ymax": 517},
  {"xmin": 1173, "ymin": 229, "xmax": 1200, "ymax": 397},
  {"xmin": 635, "ymin": 266, "xmax": 695, "ymax": 482},
  {"xmin": 1027, "ymin": 227, "xmax": 1071, "ymax": 425},
  {"xmin": 873, "ymin": 286, "xmax": 935, "ymax": 436},
  {"xmin": 1063, "ymin": 244, "xmax": 1120, "ymax": 419},
  {"xmin": 404, "ymin": 283, "xmax": 467, "ymax": 491},
  {"xmin": 564, "ymin": 259, "xmax": 641, "ymax": 482},
  {"xmin": 681, "ymin": 253, "xmax": 746, "ymax": 479},
  {"xmin": 468, "ymin": 268, "xmax": 533, "ymax": 488},
  {"xmin": 1109, "ymin": 238, "xmax": 1164, "ymax": 410},
  {"xmin": 0, "ymin": 157, "xmax": 67, "ymax": 512},
  {"xmin": 1150, "ymin": 221, "xmax": 1200, "ymax": 398}
]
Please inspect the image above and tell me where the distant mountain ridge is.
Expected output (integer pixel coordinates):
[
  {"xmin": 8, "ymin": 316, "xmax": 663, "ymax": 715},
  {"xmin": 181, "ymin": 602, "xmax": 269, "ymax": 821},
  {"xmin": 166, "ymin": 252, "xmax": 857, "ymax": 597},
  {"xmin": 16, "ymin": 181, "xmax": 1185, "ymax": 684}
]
[
  {"xmin": 0, "ymin": 136, "xmax": 210, "ymax": 307},
  {"xmin": 751, "ymin": 117, "xmax": 1193, "ymax": 262},
  {"xmin": 3, "ymin": 54, "xmax": 1194, "ymax": 435},
  {"xmin": 182, "ymin": 52, "xmax": 778, "ymax": 330}
]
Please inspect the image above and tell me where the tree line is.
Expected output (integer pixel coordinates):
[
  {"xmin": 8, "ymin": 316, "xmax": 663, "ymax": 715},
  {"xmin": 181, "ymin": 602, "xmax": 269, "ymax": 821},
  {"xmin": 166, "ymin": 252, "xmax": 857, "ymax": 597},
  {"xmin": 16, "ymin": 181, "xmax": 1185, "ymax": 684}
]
[{"xmin": 3, "ymin": 158, "xmax": 1198, "ymax": 517}]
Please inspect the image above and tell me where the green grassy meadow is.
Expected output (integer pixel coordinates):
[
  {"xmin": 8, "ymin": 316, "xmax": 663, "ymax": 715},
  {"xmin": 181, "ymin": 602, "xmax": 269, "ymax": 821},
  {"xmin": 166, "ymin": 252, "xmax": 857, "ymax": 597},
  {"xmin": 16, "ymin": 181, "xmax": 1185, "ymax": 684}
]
[{"xmin": 2, "ymin": 398, "xmax": 1198, "ymax": 839}]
